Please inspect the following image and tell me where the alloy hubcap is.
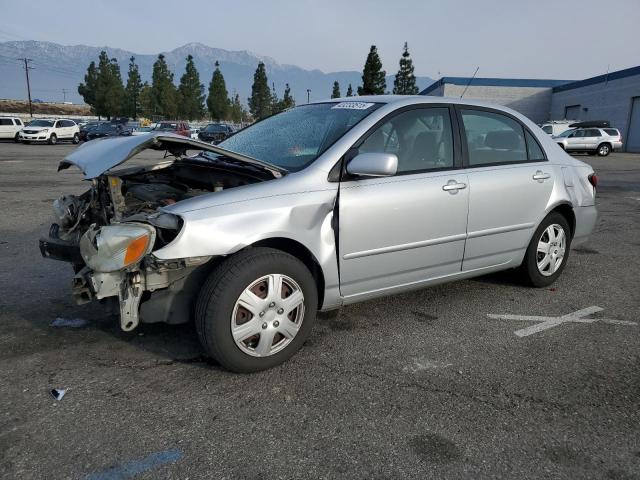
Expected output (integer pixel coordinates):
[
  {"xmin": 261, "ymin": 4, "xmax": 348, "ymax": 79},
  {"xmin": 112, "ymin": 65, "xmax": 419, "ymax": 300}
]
[
  {"xmin": 231, "ymin": 274, "xmax": 305, "ymax": 357},
  {"xmin": 536, "ymin": 224, "xmax": 566, "ymax": 276}
]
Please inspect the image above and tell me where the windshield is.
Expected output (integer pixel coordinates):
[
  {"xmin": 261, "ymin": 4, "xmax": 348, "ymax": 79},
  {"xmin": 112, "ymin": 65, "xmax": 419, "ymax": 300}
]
[
  {"xmin": 28, "ymin": 120, "xmax": 54, "ymax": 127},
  {"xmin": 218, "ymin": 102, "xmax": 382, "ymax": 172},
  {"xmin": 156, "ymin": 123, "xmax": 178, "ymax": 131},
  {"xmin": 96, "ymin": 123, "xmax": 118, "ymax": 132},
  {"xmin": 204, "ymin": 124, "xmax": 228, "ymax": 132},
  {"xmin": 557, "ymin": 129, "xmax": 576, "ymax": 137}
]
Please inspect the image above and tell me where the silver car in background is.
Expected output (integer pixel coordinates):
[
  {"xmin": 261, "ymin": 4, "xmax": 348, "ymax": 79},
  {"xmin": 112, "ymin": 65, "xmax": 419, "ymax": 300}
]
[
  {"xmin": 40, "ymin": 96, "xmax": 598, "ymax": 372},
  {"xmin": 554, "ymin": 126, "xmax": 623, "ymax": 156}
]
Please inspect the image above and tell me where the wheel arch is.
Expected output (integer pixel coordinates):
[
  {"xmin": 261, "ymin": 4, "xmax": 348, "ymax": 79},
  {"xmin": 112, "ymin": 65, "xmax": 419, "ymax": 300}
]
[
  {"xmin": 547, "ymin": 202, "xmax": 576, "ymax": 239},
  {"xmin": 248, "ymin": 237, "xmax": 326, "ymax": 309}
]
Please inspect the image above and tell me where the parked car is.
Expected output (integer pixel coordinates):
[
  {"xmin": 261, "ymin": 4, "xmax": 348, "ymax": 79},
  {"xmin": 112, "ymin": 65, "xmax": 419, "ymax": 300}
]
[
  {"xmin": 40, "ymin": 97, "xmax": 597, "ymax": 372},
  {"xmin": 79, "ymin": 122, "xmax": 103, "ymax": 142},
  {"xmin": 154, "ymin": 121, "xmax": 190, "ymax": 137},
  {"xmin": 0, "ymin": 116, "xmax": 24, "ymax": 142},
  {"xmin": 86, "ymin": 122, "xmax": 133, "ymax": 141},
  {"xmin": 20, "ymin": 119, "xmax": 80, "ymax": 145},
  {"xmin": 553, "ymin": 121, "xmax": 622, "ymax": 156},
  {"xmin": 198, "ymin": 123, "xmax": 234, "ymax": 144},
  {"xmin": 540, "ymin": 120, "xmax": 577, "ymax": 136},
  {"xmin": 190, "ymin": 127, "xmax": 201, "ymax": 140},
  {"xmin": 132, "ymin": 126, "xmax": 155, "ymax": 136}
]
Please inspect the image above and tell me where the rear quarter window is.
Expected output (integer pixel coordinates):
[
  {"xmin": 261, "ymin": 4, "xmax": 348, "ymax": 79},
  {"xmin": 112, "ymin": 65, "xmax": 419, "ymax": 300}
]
[
  {"xmin": 603, "ymin": 129, "xmax": 619, "ymax": 136},
  {"xmin": 0, "ymin": 119, "xmax": 13, "ymax": 126}
]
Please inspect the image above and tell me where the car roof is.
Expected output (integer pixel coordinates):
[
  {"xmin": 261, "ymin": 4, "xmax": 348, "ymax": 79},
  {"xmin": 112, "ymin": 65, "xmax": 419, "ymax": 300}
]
[{"xmin": 309, "ymin": 94, "xmax": 527, "ymax": 112}]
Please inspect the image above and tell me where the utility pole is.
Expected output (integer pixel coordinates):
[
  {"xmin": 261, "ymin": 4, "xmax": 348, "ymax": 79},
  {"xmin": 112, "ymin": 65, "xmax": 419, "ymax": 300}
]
[
  {"xmin": 19, "ymin": 58, "xmax": 33, "ymax": 117},
  {"xmin": 306, "ymin": 89, "xmax": 311, "ymax": 104},
  {"xmin": 62, "ymin": 88, "xmax": 67, "ymax": 103}
]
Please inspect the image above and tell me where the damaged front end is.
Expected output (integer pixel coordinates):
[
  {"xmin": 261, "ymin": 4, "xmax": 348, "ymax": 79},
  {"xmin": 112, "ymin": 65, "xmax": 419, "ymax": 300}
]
[{"xmin": 40, "ymin": 133, "xmax": 280, "ymax": 330}]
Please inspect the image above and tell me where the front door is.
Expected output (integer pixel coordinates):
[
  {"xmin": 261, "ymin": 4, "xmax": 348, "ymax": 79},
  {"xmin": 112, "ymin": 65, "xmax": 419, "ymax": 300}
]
[{"xmin": 338, "ymin": 106, "xmax": 469, "ymax": 298}]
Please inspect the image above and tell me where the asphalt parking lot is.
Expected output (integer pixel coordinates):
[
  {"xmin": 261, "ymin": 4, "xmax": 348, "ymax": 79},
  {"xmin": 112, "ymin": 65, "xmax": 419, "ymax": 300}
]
[{"xmin": 1, "ymin": 141, "xmax": 639, "ymax": 480}]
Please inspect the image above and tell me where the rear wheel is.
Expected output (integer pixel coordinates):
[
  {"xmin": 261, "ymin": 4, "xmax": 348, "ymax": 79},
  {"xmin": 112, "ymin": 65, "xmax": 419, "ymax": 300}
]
[
  {"xmin": 597, "ymin": 143, "xmax": 611, "ymax": 156},
  {"xmin": 520, "ymin": 212, "xmax": 571, "ymax": 287},
  {"xmin": 72, "ymin": 133, "xmax": 80, "ymax": 144},
  {"xmin": 195, "ymin": 247, "xmax": 318, "ymax": 372},
  {"xmin": 48, "ymin": 134, "xmax": 57, "ymax": 145}
]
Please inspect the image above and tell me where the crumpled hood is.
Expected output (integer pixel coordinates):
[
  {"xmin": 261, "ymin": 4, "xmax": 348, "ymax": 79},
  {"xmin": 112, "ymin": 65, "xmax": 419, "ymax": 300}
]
[{"xmin": 58, "ymin": 132, "xmax": 285, "ymax": 180}]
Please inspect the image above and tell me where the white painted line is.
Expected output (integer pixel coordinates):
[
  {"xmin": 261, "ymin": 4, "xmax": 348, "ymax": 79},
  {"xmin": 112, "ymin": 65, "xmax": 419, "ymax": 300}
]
[{"xmin": 487, "ymin": 306, "xmax": 637, "ymax": 337}]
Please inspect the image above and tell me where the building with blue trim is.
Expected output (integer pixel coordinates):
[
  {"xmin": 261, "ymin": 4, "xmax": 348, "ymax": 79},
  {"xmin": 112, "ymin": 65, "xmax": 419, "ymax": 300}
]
[{"xmin": 421, "ymin": 66, "xmax": 640, "ymax": 151}]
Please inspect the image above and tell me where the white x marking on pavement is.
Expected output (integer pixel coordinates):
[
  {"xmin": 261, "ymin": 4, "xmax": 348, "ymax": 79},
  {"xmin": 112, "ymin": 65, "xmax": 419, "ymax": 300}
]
[{"xmin": 487, "ymin": 306, "xmax": 637, "ymax": 337}]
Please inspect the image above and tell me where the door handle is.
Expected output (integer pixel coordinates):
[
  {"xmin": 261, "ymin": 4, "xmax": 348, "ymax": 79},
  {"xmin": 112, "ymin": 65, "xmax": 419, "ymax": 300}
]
[
  {"xmin": 442, "ymin": 181, "xmax": 467, "ymax": 192},
  {"xmin": 532, "ymin": 170, "xmax": 550, "ymax": 181}
]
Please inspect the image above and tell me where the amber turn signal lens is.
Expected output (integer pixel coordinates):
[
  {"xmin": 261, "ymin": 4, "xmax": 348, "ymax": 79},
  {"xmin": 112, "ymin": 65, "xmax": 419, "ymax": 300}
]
[{"xmin": 124, "ymin": 235, "xmax": 150, "ymax": 266}]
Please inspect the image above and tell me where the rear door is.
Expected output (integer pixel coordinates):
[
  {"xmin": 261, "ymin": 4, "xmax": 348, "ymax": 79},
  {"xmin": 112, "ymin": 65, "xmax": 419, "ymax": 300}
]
[
  {"xmin": 339, "ymin": 105, "xmax": 469, "ymax": 298},
  {"xmin": 582, "ymin": 129, "xmax": 601, "ymax": 151},
  {"xmin": 456, "ymin": 107, "xmax": 554, "ymax": 270}
]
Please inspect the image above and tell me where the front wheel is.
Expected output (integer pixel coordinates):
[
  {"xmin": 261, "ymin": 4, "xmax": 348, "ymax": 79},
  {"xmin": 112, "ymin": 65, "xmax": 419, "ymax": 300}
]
[
  {"xmin": 597, "ymin": 143, "xmax": 611, "ymax": 156},
  {"xmin": 48, "ymin": 134, "xmax": 57, "ymax": 145},
  {"xmin": 520, "ymin": 212, "xmax": 571, "ymax": 287},
  {"xmin": 72, "ymin": 133, "xmax": 80, "ymax": 144},
  {"xmin": 14, "ymin": 132, "xmax": 20, "ymax": 143},
  {"xmin": 195, "ymin": 247, "xmax": 318, "ymax": 373}
]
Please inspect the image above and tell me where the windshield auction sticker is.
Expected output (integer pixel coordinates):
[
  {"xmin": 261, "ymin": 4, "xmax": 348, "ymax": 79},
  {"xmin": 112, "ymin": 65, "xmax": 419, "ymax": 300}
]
[{"xmin": 331, "ymin": 102, "xmax": 375, "ymax": 110}]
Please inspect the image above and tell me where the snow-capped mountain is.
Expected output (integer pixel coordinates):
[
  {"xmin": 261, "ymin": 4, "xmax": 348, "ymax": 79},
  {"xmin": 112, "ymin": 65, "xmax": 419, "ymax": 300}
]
[{"xmin": 0, "ymin": 41, "xmax": 432, "ymax": 106}]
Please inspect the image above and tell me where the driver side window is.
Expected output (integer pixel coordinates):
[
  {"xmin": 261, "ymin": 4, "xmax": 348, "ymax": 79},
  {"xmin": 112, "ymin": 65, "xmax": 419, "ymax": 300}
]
[{"xmin": 358, "ymin": 107, "xmax": 454, "ymax": 173}]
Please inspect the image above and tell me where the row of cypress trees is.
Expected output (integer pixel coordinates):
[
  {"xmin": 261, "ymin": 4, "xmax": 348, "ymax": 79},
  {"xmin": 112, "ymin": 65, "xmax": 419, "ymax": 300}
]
[
  {"xmin": 331, "ymin": 43, "xmax": 419, "ymax": 99},
  {"xmin": 78, "ymin": 42, "xmax": 420, "ymax": 121}
]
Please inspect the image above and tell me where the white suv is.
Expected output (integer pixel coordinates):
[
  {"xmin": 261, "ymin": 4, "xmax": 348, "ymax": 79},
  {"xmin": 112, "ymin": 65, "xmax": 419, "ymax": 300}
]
[
  {"xmin": 0, "ymin": 117, "xmax": 24, "ymax": 142},
  {"xmin": 20, "ymin": 119, "xmax": 80, "ymax": 145}
]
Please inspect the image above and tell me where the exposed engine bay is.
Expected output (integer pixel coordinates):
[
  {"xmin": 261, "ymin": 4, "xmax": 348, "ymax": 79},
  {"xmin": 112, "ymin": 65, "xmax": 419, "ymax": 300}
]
[
  {"xmin": 49, "ymin": 158, "xmax": 269, "ymax": 251},
  {"xmin": 40, "ymin": 134, "xmax": 281, "ymax": 332}
]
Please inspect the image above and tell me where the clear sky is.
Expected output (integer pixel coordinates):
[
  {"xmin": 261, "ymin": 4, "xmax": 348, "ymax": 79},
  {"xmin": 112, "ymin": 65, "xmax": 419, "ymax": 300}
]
[{"xmin": 0, "ymin": 0, "xmax": 638, "ymax": 79}]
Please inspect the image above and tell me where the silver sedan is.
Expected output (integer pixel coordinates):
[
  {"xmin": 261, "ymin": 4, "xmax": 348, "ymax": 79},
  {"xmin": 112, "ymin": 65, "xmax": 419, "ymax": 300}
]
[{"xmin": 41, "ymin": 96, "xmax": 598, "ymax": 372}]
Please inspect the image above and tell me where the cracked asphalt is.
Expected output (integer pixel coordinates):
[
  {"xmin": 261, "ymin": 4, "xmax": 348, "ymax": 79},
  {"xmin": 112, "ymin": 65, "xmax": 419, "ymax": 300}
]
[{"xmin": 1, "ymin": 142, "xmax": 639, "ymax": 479}]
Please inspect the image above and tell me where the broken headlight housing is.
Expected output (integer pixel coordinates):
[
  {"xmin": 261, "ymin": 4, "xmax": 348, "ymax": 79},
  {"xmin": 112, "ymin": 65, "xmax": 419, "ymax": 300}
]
[{"xmin": 79, "ymin": 223, "xmax": 156, "ymax": 272}]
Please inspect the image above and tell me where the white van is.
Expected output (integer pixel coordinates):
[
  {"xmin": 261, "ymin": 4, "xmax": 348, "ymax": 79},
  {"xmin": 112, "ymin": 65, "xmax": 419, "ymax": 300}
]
[
  {"xmin": 0, "ymin": 117, "xmax": 24, "ymax": 141},
  {"xmin": 540, "ymin": 120, "xmax": 577, "ymax": 136}
]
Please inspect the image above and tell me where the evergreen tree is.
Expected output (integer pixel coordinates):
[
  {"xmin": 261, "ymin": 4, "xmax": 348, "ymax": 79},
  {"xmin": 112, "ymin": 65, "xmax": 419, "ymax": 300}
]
[
  {"xmin": 331, "ymin": 81, "xmax": 341, "ymax": 98},
  {"xmin": 207, "ymin": 61, "xmax": 229, "ymax": 121},
  {"xmin": 270, "ymin": 83, "xmax": 282, "ymax": 114},
  {"xmin": 138, "ymin": 82, "xmax": 153, "ymax": 118},
  {"xmin": 281, "ymin": 83, "xmax": 295, "ymax": 109},
  {"xmin": 78, "ymin": 61, "xmax": 98, "ymax": 113},
  {"xmin": 346, "ymin": 83, "xmax": 353, "ymax": 97},
  {"xmin": 358, "ymin": 45, "xmax": 386, "ymax": 95},
  {"xmin": 178, "ymin": 54, "xmax": 205, "ymax": 120},
  {"xmin": 229, "ymin": 93, "xmax": 244, "ymax": 124},
  {"xmin": 150, "ymin": 54, "xmax": 178, "ymax": 119},
  {"xmin": 393, "ymin": 42, "xmax": 419, "ymax": 95},
  {"xmin": 95, "ymin": 51, "xmax": 125, "ymax": 119},
  {"xmin": 124, "ymin": 56, "xmax": 142, "ymax": 119},
  {"xmin": 248, "ymin": 62, "xmax": 271, "ymax": 119}
]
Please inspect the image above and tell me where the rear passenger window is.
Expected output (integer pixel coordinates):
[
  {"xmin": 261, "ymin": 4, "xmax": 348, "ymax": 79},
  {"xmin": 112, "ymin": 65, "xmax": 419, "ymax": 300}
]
[
  {"xmin": 359, "ymin": 107, "xmax": 454, "ymax": 173},
  {"xmin": 460, "ymin": 109, "xmax": 527, "ymax": 165},
  {"xmin": 0, "ymin": 119, "xmax": 12, "ymax": 126},
  {"xmin": 526, "ymin": 131, "xmax": 545, "ymax": 160}
]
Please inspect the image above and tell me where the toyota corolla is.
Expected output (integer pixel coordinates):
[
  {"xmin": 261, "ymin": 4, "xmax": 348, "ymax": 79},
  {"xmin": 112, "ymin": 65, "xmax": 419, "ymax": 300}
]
[{"xmin": 40, "ymin": 96, "xmax": 598, "ymax": 372}]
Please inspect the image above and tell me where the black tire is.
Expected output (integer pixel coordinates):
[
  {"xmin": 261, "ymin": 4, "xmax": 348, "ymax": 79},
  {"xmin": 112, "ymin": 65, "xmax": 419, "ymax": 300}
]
[
  {"xmin": 14, "ymin": 132, "xmax": 20, "ymax": 143},
  {"xmin": 195, "ymin": 247, "xmax": 318, "ymax": 373},
  {"xmin": 520, "ymin": 212, "xmax": 572, "ymax": 288},
  {"xmin": 72, "ymin": 133, "xmax": 80, "ymax": 144},
  {"xmin": 48, "ymin": 134, "xmax": 57, "ymax": 145},
  {"xmin": 597, "ymin": 143, "xmax": 611, "ymax": 156}
]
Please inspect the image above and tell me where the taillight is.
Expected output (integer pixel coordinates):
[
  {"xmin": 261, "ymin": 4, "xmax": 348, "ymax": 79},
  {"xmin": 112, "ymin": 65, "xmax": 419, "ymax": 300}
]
[{"xmin": 588, "ymin": 173, "xmax": 598, "ymax": 187}]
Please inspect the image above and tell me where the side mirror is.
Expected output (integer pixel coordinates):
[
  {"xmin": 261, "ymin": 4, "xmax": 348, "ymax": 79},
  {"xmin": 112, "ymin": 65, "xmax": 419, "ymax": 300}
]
[{"xmin": 346, "ymin": 153, "xmax": 398, "ymax": 177}]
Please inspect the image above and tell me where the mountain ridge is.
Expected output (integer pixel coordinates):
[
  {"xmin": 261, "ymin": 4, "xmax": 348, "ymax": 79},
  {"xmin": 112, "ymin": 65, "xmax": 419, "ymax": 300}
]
[{"xmin": 0, "ymin": 41, "xmax": 433, "ymax": 107}]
